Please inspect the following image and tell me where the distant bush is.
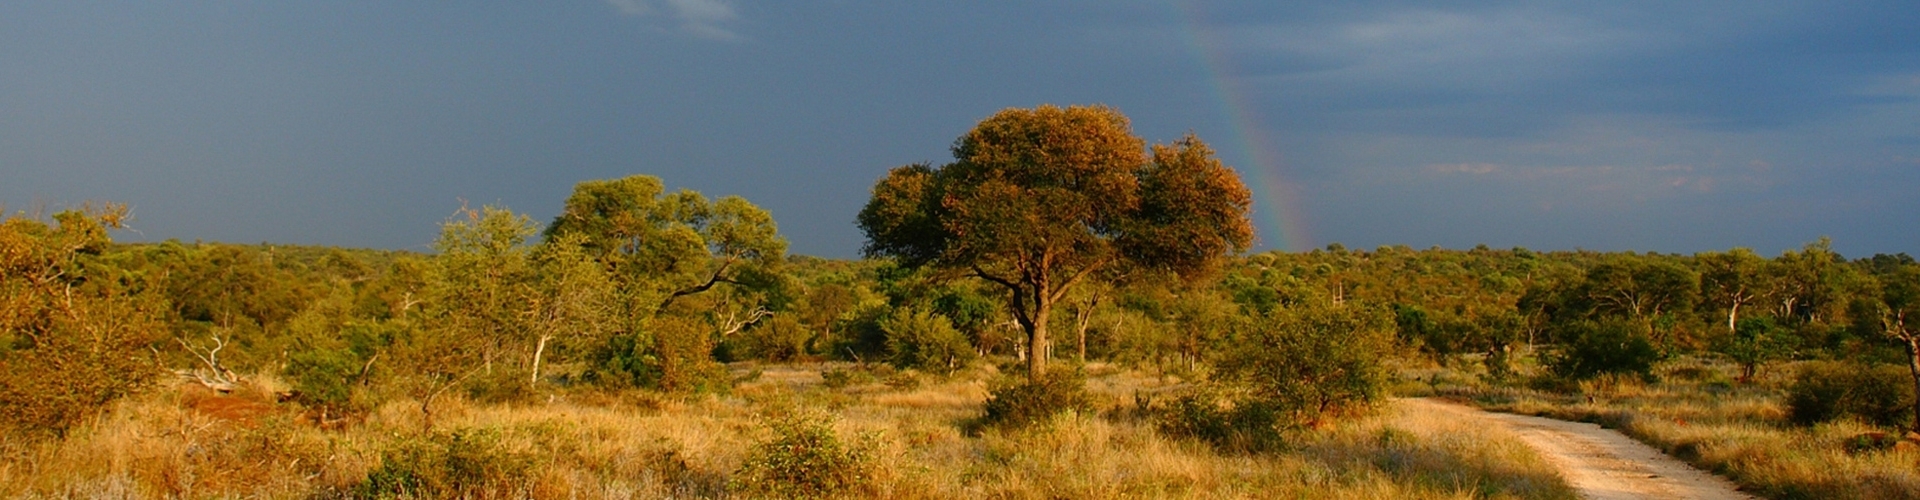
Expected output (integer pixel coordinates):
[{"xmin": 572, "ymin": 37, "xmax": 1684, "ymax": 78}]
[
  {"xmin": 821, "ymin": 363, "xmax": 890, "ymax": 389},
  {"xmin": 731, "ymin": 406, "xmax": 875, "ymax": 499},
  {"xmin": 980, "ymin": 370, "xmax": 1096, "ymax": 430},
  {"xmin": 1546, "ymin": 319, "xmax": 1659, "ymax": 381},
  {"xmin": 585, "ymin": 316, "xmax": 729, "ymax": 393},
  {"xmin": 1786, "ymin": 361, "xmax": 1914, "ymax": 428},
  {"xmin": 356, "ymin": 427, "xmax": 533, "ymax": 499},
  {"xmin": 736, "ymin": 314, "xmax": 812, "ymax": 363}
]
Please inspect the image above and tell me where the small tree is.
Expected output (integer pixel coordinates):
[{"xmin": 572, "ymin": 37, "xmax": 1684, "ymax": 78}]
[{"xmin": 1714, "ymin": 316, "xmax": 1797, "ymax": 383}]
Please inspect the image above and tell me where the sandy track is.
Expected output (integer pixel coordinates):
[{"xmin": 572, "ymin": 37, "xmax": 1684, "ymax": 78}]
[{"xmin": 1402, "ymin": 398, "xmax": 1755, "ymax": 500}]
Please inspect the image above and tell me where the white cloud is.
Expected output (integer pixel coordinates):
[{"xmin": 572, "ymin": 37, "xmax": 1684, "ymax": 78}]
[{"xmin": 603, "ymin": 0, "xmax": 743, "ymax": 41}]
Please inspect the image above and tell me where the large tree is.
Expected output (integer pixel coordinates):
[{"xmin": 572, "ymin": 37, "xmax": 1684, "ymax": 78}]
[{"xmin": 857, "ymin": 105, "xmax": 1253, "ymax": 380}]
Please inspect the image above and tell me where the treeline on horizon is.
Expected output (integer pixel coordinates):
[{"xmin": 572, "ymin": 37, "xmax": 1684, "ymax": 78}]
[
  {"xmin": 3, "ymin": 103, "xmax": 1917, "ymax": 444},
  {"xmin": 5, "ymin": 194, "xmax": 1917, "ymax": 435}
]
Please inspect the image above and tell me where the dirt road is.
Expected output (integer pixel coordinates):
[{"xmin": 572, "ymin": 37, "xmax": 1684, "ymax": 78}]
[{"xmin": 1402, "ymin": 398, "xmax": 1755, "ymax": 500}]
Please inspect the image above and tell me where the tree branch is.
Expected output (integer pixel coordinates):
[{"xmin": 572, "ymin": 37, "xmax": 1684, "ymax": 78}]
[{"xmin": 656, "ymin": 258, "xmax": 738, "ymax": 313}]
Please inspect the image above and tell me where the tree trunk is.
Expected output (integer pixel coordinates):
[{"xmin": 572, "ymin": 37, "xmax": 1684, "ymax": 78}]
[
  {"xmin": 1077, "ymin": 325, "xmax": 1087, "ymax": 364},
  {"xmin": 1028, "ymin": 301, "xmax": 1051, "ymax": 381},
  {"xmin": 1727, "ymin": 301, "xmax": 1740, "ymax": 333},
  {"xmin": 1075, "ymin": 300, "xmax": 1093, "ymax": 364},
  {"xmin": 530, "ymin": 334, "xmax": 552, "ymax": 387},
  {"xmin": 1906, "ymin": 335, "xmax": 1920, "ymax": 432}
]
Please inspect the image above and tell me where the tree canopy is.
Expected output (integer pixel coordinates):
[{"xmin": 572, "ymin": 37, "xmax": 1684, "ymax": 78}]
[{"xmin": 857, "ymin": 105, "xmax": 1253, "ymax": 380}]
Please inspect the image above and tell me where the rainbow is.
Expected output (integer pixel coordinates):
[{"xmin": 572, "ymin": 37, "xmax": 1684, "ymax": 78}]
[{"xmin": 1170, "ymin": 1, "xmax": 1313, "ymax": 253}]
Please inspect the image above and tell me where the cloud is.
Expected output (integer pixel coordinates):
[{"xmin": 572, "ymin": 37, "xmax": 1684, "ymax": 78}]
[
  {"xmin": 1424, "ymin": 163, "xmax": 1499, "ymax": 175},
  {"xmin": 1187, "ymin": 2, "xmax": 1920, "ymax": 140},
  {"xmin": 605, "ymin": 0, "xmax": 650, "ymax": 16},
  {"xmin": 604, "ymin": 0, "xmax": 743, "ymax": 41}
]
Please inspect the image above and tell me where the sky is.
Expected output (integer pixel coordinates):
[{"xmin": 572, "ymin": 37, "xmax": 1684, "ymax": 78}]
[{"xmin": 3, "ymin": 1, "xmax": 1917, "ymax": 259}]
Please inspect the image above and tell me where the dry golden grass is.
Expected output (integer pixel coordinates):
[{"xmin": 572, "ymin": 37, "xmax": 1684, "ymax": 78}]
[
  {"xmin": 1433, "ymin": 356, "xmax": 1920, "ymax": 500},
  {"xmin": 2, "ymin": 362, "xmax": 1577, "ymax": 499}
]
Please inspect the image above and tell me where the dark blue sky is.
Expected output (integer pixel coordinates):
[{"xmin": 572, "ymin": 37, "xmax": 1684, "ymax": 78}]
[{"xmin": 4, "ymin": 1, "xmax": 1917, "ymax": 258}]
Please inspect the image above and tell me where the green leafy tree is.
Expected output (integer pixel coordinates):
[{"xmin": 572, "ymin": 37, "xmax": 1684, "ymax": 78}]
[
  {"xmin": 525, "ymin": 233, "xmax": 618, "ymax": 385},
  {"xmin": 1698, "ymin": 248, "xmax": 1766, "ymax": 334},
  {"xmin": 1577, "ymin": 257, "xmax": 1699, "ymax": 349},
  {"xmin": 1714, "ymin": 316, "xmax": 1797, "ymax": 383},
  {"xmin": 545, "ymin": 175, "xmax": 787, "ymax": 391},
  {"xmin": 857, "ymin": 105, "xmax": 1253, "ymax": 381},
  {"xmin": 543, "ymin": 174, "xmax": 787, "ymax": 315}
]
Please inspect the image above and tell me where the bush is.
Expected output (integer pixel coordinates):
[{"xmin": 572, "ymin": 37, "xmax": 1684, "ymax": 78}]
[
  {"xmin": 731, "ymin": 314, "xmax": 812, "ymax": 362},
  {"xmin": 1155, "ymin": 390, "xmax": 1287, "ymax": 453},
  {"xmin": 882, "ymin": 307, "xmax": 976, "ymax": 374},
  {"xmin": 821, "ymin": 363, "xmax": 889, "ymax": 389},
  {"xmin": 731, "ymin": 407, "xmax": 874, "ymax": 499},
  {"xmin": 356, "ymin": 427, "xmax": 534, "ymax": 498},
  {"xmin": 284, "ymin": 347, "xmax": 361, "ymax": 411},
  {"xmin": 1546, "ymin": 319, "xmax": 1659, "ymax": 381},
  {"xmin": 0, "ymin": 208, "xmax": 165, "ymax": 437},
  {"xmin": 585, "ymin": 316, "xmax": 729, "ymax": 393},
  {"xmin": 1212, "ymin": 305, "xmax": 1392, "ymax": 426},
  {"xmin": 1787, "ymin": 361, "xmax": 1914, "ymax": 428},
  {"xmin": 980, "ymin": 370, "xmax": 1097, "ymax": 430}
]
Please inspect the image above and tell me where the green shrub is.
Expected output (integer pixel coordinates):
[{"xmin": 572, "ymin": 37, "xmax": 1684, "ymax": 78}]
[
  {"xmin": 733, "ymin": 314, "xmax": 812, "ymax": 362},
  {"xmin": 882, "ymin": 307, "xmax": 976, "ymax": 374},
  {"xmin": 356, "ymin": 427, "xmax": 533, "ymax": 498},
  {"xmin": 1546, "ymin": 319, "xmax": 1659, "ymax": 381},
  {"xmin": 284, "ymin": 347, "xmax": 361, "ymax": 411},
  {"xmin": 1212, "ymin": 305, "xmax": 1392, "ymax": 426},
  {"xmin": 1155, "ymin": 390, "xmax": 1287, "ymax": 453},
  {"xmin": 731, "ymin": 407, "xmax": 874, "ymax": 499},
  {"xmin": 585, "ymin": 316, "xmax": 729, "ymax": 393},
  {"xmin": 980, "ymin": 370, "xmax": 1096, "ymax": 429},
  {"xmin": 1786, "ymin": 361, "xmax": 1914, "ymax": 428}
]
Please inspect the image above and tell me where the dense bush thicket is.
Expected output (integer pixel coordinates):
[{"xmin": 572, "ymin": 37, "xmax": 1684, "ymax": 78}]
[
  {"xmin": 1545, "ymin": 319, "xmax": 1660, "ymax": 381},
  {"xmin": 1787, "ymin": 361, "xmax": 1915, "ymax": 427},
  {"xmin": 980, "ymin": 370, "xmax": 1098, "ymax": 430}
]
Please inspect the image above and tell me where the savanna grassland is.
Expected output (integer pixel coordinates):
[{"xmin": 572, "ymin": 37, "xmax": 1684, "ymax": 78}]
[
  {"xmin": 6, "ymin": 105, "xmax": 1920, "ymax": 498},
  {"xmin": 1, "ymin": 362, "xmax": 1577, "ymax": 499}
]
